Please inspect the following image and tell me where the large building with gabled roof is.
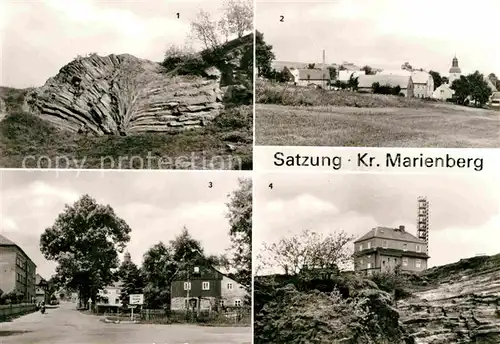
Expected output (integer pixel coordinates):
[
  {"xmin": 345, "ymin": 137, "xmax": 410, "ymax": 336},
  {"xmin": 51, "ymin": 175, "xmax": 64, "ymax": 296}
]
[{"xmin": 353, "ymin": 225, "xmax": 429, "ymax": 274}]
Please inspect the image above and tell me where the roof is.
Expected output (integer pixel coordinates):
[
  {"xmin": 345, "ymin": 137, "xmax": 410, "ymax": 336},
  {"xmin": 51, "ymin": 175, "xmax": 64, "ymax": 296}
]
[
  {"xmin": 0, "ymin": 234, "xmax": 16, "ymax": 246},
  {"xmin": 0, "ymin": 234, "xmax": 37, "ymax": 267},
  {"xmin": 338, "ymin": 70, "xmax": 361, "ymax": 82},
  {"xmin": 354, "ymin": 226, "xmax": 425, "ymax": 244},
  {"xmin": 380, "ymin": 69, "xmax": 430, "ymax": 84},
  {"xmin": 297, "ymin": 68, "xmax": 329, "ymax": 80},
  {"xmin": 491, "ymin": 92, "xmax": 500, "ymax": 100},
  {"xmin": 358, "ymin": 74, "xmax": 412, "ymax": 89},
  {"xmin": 484, "ymin": 77, "xmax": 498, "ymax": 92}
]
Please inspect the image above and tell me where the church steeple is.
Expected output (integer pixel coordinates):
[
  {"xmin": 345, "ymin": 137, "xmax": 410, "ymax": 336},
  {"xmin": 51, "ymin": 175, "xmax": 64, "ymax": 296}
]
[
  {"xmin": 448, "ymin": 55, "xmax": 461, "ymax": 84},
  {"xmin": 124, "ymin": 251, "xmax": 131, "ymax": 263}
]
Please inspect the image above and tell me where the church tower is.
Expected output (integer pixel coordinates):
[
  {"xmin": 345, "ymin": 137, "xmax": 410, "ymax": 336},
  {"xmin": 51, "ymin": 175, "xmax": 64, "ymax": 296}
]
[
  {"xmin": 448, "ymin": 55, "xmax": 461, "ymax": 85},
  {"xmin": 124, "ymin": 251, "xmax": 131, "ymax": 263}
]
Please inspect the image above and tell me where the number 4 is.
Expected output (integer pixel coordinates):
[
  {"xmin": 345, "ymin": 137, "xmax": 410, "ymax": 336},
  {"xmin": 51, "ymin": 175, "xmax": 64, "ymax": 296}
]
[{"xmin": 269, "ymin": 183, "xmax": 273, "ymax": 189}]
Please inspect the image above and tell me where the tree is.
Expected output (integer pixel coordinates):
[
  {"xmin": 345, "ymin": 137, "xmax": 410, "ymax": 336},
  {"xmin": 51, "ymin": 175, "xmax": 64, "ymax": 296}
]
[
  {"xmin": 141, "ymin": 242, "xmax": 177, "ymax": 309},
  {"xmin": 258, "ymin": 229, "xmax": 355, "ymax": 275},
  {"xmin": 429, "ymin": 70, "xmax": 442, "ymax": 90},
  {"xmin": 256, "ymin": 31, "xmax": 276, "ymax": 79},
  {"xmin": 442, "ymin": 76, "xmax": 449, "ymax": 84},
  {"xmin": 190, "ymin": 10, "xmax": 221, "ymax": 50},
  {"xmin": 401, "ymin": 62, "xmax": 413, "ymax": 71},
  {"xmin": 361, "ymin": 65, "xmax": 375, "ymax": 75},
  {"xmin": 307, "ymin": 63, "xmax": 316, "ymax": 69},
  {"xmin": 488, "ymin": 73, "xmax": 498, "ymax": 88},
  {"xmin": 347, "ymin": 74, "xmax": 359, "ymax": 91},
  {"xmin": 327, "ymin": 66, "xmax": 337, "ymax": 80},
  {"xmin": 39, "ymin": 195, "xmax": 131, "ymax": 309},
  {"xmin": 221, "ymin": 0, "xmax": 253, "ymax": 38},
  {"xmin": 451, "ymin": 71, "xmax": 492, "ymax": 107},
  {"xmin": 226, "ymin": 178, "xmax": 252, "ymax": 292},
  {"xmin": 117, "ymin": 259, "xmax": 144, "ymax": 307}
]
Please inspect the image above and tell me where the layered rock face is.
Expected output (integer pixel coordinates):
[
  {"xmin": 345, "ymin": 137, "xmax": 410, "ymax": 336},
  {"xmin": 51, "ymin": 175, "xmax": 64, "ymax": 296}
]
[
  {"xmin": 398, "ymin": 257, "xmax": 500, "ymax": 344},
  {"xmin": 23, "ymin": 54, "xmax": 224, "ymax": 135}
]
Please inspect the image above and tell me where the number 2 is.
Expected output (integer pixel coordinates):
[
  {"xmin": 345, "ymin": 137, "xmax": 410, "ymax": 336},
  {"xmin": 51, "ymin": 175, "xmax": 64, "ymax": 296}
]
[{"xmin": 280, "ymin": 15, "xmax": 284, "ymax": 22}]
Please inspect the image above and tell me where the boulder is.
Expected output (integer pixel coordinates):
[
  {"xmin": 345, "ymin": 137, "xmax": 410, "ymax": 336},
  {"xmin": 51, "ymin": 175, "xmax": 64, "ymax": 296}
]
[{"xmin": 22, "ymin": 53, "xmax": 225, "ymax": 136}]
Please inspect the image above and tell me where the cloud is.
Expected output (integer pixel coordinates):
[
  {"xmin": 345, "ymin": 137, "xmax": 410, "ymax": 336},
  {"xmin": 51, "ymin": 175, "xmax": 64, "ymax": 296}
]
[
  {"xmin": 2, "ymin": 0, "xmax": 223, "ymax": 88},
  {"xmin": 1, "ymin": 170, "xmax": 245, "ymax": 278},
  {"xmin": 255, "ymin": 173, "xmax": 500, "ymax": 271},
  {"xmin": 257, "ymin": 0, "xmax": 500, "ymax": 75}
]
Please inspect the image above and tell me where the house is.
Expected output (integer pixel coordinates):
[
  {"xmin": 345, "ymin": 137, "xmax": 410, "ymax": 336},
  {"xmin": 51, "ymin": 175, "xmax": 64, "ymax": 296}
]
[
  {"xmin": 285, "ymin": 67, "xmax": 329, "ymax": 88},
  {"xmin": 35, "ymin": 274, "xmax": 49, "ymax": 304},
  {"xmin": 170, "ymin": 264, "xmax": 248, "ymax": 312},
  {"xmin": 96, "ymin": 281, "xmax": 123, "ymax": 312},
  {"xmin": 380, "ymin": 70, "xmax": 434, "ymax": 98},
  {"xmin": 432, "ymin": 83, "xmax": 455, "ymax": 101},
  {"xmin": 490, "ymin": 92, "xmax": 500, "ymax": 108},
  {"xmin": 0, "ymin": 234, "xmax": 37, "ymax": 302},
  {"xmin": 353, "ymin": 225, "xmax": 429, "ymax": 274},
  {"xmin": 337, "ymin": 70, "xmax": 361, "ymax": 83},
  {"xmin": 357, "ymin": 74, "xmax": 414, "ymax": 97}
]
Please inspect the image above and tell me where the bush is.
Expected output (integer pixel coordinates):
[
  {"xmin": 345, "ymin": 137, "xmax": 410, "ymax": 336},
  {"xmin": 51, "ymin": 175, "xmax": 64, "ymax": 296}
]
[
  {"xmin": 254, "ymin": 283, "xmax": 413, "ymax": 344},
  {"xmin": 372, "ymin": 82, "xmax": 402, "ymax": 96},
  {"xmin": 369, "ymin": 271, "xmax": 412, "ymax": 300}
]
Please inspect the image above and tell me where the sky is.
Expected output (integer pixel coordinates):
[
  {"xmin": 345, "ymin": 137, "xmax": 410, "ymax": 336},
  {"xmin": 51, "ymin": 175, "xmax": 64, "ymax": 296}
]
[
  {"xmin": 254, "ymin": 173, "xmax": 500, "ymax": 275},
  {"xmin": 257, "ymin": 0, "xmax": 500, "ymax": 77},
  {"xmin": 1, "ymin": 0, "xmax": 229, "ymax": 88},
  {"xmin": 0, "ymin": 170, "xmax": 250, "ymax": 280}
]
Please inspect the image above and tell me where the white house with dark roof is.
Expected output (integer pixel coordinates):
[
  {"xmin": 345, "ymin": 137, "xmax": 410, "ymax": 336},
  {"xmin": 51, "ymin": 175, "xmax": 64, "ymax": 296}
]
[
  {"xmin": 357, "ymin": 74, "xmax": 414, "ymax": 97},
  {"xmin": 285, "ymin": 67, "xmax": 329, "ymax": 88},
  {"xmin": 490, "ymin": 92, "xmax": 500, "ymax": 108},
  {"xmin": 353, "ymin": 225, "xmax": 429, "ymax": 274},
  {"xmin": 379, "ymin": 69, "xmax": 434, "ymax": 98}
]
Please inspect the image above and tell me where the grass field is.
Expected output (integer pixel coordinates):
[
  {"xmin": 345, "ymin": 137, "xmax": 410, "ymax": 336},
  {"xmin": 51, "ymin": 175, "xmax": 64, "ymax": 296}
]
[
  {"xmin": 255, "ymin": 103, "xmax": 500, "ymax": 147},
  {"xmin": 0, "ymin": 93, "xmax": 253, "ymax": 169},
  {"xmin": 255, "ymin": 82, "xmax": 500, "ymax": 147}
]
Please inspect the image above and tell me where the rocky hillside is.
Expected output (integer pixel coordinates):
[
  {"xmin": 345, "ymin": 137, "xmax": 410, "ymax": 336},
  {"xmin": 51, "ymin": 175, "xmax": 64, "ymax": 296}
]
[
  {"xmin": 22, "ymin": 54, "xmax": 224, "ymax": 136},
  {"xmin": 20, "ymin": 34, "xmax": 253, "ymax": 136},
  {"xmin": 398, "ymin": 254, "xmax": 500, "ymax": 344},
  {"xmin": 254, "ymin": 254, "xmax": 500, "ymax": 344}
]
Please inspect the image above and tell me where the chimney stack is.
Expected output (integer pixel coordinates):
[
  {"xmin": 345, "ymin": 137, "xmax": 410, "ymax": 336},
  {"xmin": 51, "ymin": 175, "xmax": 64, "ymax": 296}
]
[{"xmin": 399, "ymin": 225, "xmax": 405, "ymax": 231}]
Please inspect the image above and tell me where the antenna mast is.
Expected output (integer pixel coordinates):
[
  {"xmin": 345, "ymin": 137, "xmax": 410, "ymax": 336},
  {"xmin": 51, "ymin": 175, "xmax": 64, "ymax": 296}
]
[{"xmin": 417, "ymin": 196, "xmax": 429, "ymax": 253}]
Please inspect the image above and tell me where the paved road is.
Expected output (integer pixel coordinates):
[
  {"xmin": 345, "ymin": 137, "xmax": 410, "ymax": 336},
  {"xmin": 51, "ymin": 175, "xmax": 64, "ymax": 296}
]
[{"xmin": 0, "ymin": 302, "xmax": 251, "ymax": 344}]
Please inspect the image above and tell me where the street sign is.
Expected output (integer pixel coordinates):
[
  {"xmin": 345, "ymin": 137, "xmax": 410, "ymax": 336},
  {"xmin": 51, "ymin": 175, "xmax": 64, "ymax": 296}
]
[{"xmin": 129, "ymin": 294, "xmax": 144, "ymax": 305}]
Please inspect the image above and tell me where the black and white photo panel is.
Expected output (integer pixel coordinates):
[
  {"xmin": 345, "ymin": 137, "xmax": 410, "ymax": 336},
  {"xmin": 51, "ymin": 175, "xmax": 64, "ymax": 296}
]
[{"xmin": 253, "ymin": 172, "xmax": 500, "ymax": 344}]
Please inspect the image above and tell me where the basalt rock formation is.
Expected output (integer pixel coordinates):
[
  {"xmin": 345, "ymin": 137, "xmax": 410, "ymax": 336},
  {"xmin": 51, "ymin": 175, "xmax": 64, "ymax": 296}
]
[
  {"xmin": 398, "ymin": 254, "xmax": 500, "ymax": 344},
  {"xmin": 22, "ymin": 53, "xmax": 225, "ymax": 136}
]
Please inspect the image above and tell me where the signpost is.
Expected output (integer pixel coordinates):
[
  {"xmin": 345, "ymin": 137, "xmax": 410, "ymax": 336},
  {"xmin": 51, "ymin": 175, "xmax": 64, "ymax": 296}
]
[{"xmin": 129, "ymin": 294, "xmax": 144, "ymax": 321}]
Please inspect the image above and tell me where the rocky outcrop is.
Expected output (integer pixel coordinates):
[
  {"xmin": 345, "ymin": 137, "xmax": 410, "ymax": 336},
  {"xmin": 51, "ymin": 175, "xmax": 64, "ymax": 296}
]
[
  {"xmin": 398, "ymin": 255, "xmax": 500, "ymax": 343},
  {"xmin": 22, "ymin": 54, "xmax": 225, "ymax": 136}
]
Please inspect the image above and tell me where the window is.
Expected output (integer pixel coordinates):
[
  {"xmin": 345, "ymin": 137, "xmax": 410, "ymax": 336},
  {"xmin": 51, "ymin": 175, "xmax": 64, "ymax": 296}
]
[
  {"xmin": 403, "ymin": 243, "xmax": 407, "ymax": 251},
  {"xmin": 367, "ymin": 263, "xmax": 371, "ymax": 269},
  {"xmin": 360, "ymin": 258, "xmax": 364, "ymax": 267},
  {"xmin": 193, "ymin": 266, "xmax": 200, "ymax": 274},
  {"xmin": 219, "ymin": 300, "xmax": 225, "ymax": 306},
  {"xmin": 115, "ymin": 298, "xmax": 120, "ymax": 304},
  {"xmin": 402, "ymin": 258, "xmax": 408, "ymax": 266},
  {"xmin": 416, "ymin": 259, "xmax": 421, "ymax": 268},
  {"xmin": 383, "ymin": 240, "xmax": 387, "ymax": 248},
  {"xmin": 202, "ymin": 281, "xmax": 210, "ymax": 290},
  {"xmin": 103, "ymin": 289, "xmax": 108, "ymax": 294},
  {"xmin": 184, "ymin": 282, "xmax": 191, "ymax": 290},
  {"xmin": 227, "ymin": 283, "xmax": 233, "ymax": 290},
  {"xmin": 367, "ymin": 241, "xmax": 371, "ymax": 249},
  {"xmin": 416, "ymin": 245, "xmax": 421, "ymax": 252},
  {"xmin": 234, "ymin": 299, "xmax": 241, "ymax": 307},
  {"xmin": 358, "ymin": 244, "xmax": 362, "ymax": 251}
]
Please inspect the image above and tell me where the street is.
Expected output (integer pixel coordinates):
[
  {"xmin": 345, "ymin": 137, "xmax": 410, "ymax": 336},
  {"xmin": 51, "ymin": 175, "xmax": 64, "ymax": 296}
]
[{"xmin": 0, "ymin": 302, "xmax": 251, "ymax": 344}]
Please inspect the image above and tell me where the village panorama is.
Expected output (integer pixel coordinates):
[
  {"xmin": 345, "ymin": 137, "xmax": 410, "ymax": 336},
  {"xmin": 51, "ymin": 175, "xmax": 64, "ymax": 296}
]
[{"xmin": 255, "ymin": 1, "xmax": 500, "ymax": 148}]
